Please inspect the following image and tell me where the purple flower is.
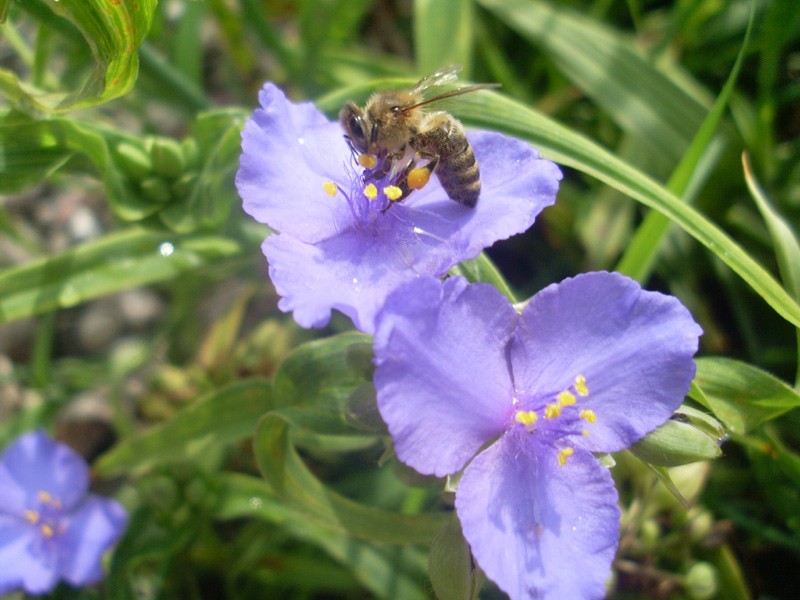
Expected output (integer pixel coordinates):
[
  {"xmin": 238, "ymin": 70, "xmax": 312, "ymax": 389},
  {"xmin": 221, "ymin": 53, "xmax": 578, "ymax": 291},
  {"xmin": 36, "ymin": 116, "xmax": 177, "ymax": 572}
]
[
  {"xmin": 0, "ymin": 430, "xmax": 128, "ymax": 595},
  {"xmin": 373, "ymin": 272, "xmax": 702, "ymax": 599},
  {"xmin": 236, "ymin": 83, "xmax": 562, "ymax": 333}
]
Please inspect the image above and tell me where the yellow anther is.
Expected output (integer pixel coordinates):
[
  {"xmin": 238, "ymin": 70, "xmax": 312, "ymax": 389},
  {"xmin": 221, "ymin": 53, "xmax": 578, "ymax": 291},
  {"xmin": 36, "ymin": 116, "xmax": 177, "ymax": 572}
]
[
  {"xmin": 579, "ymin": 409, "xmax": 597, "ymax": 423},
  {"xmin": 358, "ymin": 154, "xmax": 377, "ymax": 169},
  {"xmin": 384, "ymin": 185, "xmax": 403, "ymax": 201},
  {"xmin": 515, "ymin": 410, "xmax": 539, "ymax": 427},
  {"xmin": 38, "ymin": 490, "xmax": 53, "ymax": 503},
  {"xmin": 544, "ymin": 403, "xmax": 562, "ymax": 419},
  {"xmin": 558, "ymin": 447, "xmax": 574, "ymax": 466},
  {"xmin": 582, "ymin": 429, "xmax": 590, "ymax": 436},
  {"xmin": 363, "ymin": 183, "xmax": 378, "ymax": 200},
  {"xmin": 557, "ymin": 391, "xmax": 576, "ymax": 406},
  {"xmin": 322, "ymin": 180, "xmax": 338, "ymax": 197},
  {"xmin": 575, "ymin": 375, "xmax": 589, "ymax": 396},
  {"xmin": 40, "ymin": 523, "xmax": 55, "ymax": 538},
  {"xmin": 408, "ymin": 167, "xmax": 431, "ymax": 190},
  {"xmin": 24, "ymin": 510, "xmax": 39, "ymax": 524}
]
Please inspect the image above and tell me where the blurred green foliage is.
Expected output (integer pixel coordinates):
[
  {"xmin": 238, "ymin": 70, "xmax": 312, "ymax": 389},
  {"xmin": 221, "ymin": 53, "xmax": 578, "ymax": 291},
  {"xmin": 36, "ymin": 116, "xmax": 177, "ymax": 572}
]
[{"xmin": 1, "ymin": 0, "xmax": 799, "ymax": 598}]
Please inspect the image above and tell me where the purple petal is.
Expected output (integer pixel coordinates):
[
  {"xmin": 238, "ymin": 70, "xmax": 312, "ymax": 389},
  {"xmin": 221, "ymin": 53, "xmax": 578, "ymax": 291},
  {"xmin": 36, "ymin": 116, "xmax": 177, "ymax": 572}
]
[
  {"xmin": 0, "ymin": 430, "xmax": 89, "ymax": 515},
  {"xmin": 456, "ymin": 432, "xmax": 619, "ymax": 600},
  {"xmin": 511, "ymin": 271, "xmax": 702, "ymax": 453},
  {"xmin": 60, "ymin": 496, "xmax": 128, "ymax": 586},
  {"xmin": 403, "ymin": 131, "xmax": 562, "ymax": 260},
  {"xmin": 374, "ymin": 277, "xmax": 518, "ymax": 476},
  {"xmin": 237, "ymin": 83, "xmax": 351, "ymax": 244},
  {"xmin": 0, "ymin": 517, "xmax": 59, "ymax": 595}
]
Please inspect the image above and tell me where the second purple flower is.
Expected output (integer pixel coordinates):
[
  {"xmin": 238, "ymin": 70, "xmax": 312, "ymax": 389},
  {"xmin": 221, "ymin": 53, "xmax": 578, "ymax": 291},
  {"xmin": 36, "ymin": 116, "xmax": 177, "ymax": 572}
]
[{"xmin": 373, "ymin": 272, "xmax": 702, "ymax": 599}]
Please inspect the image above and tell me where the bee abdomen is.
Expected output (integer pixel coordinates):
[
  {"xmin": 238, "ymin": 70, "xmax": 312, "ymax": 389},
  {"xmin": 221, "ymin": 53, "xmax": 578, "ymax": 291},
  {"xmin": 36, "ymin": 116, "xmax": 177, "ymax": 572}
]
[
  {"xmin": 439, "ymin": 147, "xmax": 480, "ymax": 208},
  {"xmin": 416, "ymin": 115, "xmax": 481, "ymax": 208}
]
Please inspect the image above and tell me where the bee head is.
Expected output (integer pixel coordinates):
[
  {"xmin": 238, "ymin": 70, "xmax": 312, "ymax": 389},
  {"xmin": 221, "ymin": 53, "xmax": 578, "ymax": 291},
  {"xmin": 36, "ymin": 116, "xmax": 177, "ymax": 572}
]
[{"xmin": 339, "ymin": 102, "xmax": 370, "ymax": 154}]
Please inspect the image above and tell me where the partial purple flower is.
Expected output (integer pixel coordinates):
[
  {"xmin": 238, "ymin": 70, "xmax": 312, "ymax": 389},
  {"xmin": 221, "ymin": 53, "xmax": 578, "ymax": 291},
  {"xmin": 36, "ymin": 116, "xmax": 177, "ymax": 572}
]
[
  {"xmin": 0, "ymin": 430, "xmax": 128, "ymax": 595},
  {"xmin": 236, "ymin": 83, "xmax": 562, "ymax": 333},
  {"xmin": 373, "ymin": 273, "xmax": 702, "ymax": 599}
]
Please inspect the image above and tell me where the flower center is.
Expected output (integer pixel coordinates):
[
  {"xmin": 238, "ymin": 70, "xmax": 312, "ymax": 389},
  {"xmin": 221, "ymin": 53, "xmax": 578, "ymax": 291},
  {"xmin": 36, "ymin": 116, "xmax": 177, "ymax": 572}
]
[
  {"xmin": 513, "ymin": 374, "xmax": 597, "ymax": 466},
  {"xmin": 24, "ymin": 490, "xmax": 67, "ymax": 540}
]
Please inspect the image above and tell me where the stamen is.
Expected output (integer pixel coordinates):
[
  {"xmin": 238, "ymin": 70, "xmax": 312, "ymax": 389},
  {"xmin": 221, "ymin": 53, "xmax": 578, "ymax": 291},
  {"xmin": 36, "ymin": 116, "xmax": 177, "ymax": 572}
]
[
  {"xmin": 557, "ymin": 391, "xmax": 576, "ymax": 406},
  {"xmin": 363, "ymin": 184, "xmax": 378, "ymax": 200},
  {"xmin": 407, "ymin": 167, "xmax": 431, "ymax": 190},
  {"xmin": 38, "ymin": 490, "xmax": 53, "ymax": 503},
  {"xmin": 558, "ymin": 447, "xmax": 574, "ymax": 466},
  {"xmin": 384, "ymin": 185, "xmax": 403, "ymax": 201},
  {"xmin": 322, "ymin": 180, "xmax": 338, "ymax": 197},
  {"xmin": 358, "ymin": 154, "xmax": 377, "ymax": 169},
  {"xmin": 575, "ymin": 374, "xmax": 589, "ymax": 396},
  {"xmin": 544, "ymin": 403, "xmax": 562, "ymax": 419},
  {"xmin": 24, "ymin": 510, "xmax": 39, "ymax": 524},
  {"xmin": 40, "ymin": 523, "xmax": 55, "ymax": 538},
  {"xmin": 579, "ymin": 409, "xmax": 597, "ymax": 423},
  {"xmin": 515, "ymin": 410, "xmax": 538, "ymax": 427}
]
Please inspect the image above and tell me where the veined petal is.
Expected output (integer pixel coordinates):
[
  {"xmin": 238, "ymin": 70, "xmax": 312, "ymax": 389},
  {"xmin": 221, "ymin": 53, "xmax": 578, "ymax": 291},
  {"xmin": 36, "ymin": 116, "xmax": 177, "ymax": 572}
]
[
  {"xmin": 263, "ymin": 219, "xmax": 447, "ymax": 332},
  {"xmin": 374, "ymin": 277, "xmax": 518, "ymax": 476},
  {"xmin": 511, "ymin": 271, "xmax": 702, "ymax": 453},
  {"xmin": 0, "ymin": 430, "xmax": 88, "ymax": 515},
  {"xmin": 0, "ymin": 516, "xmax": 59, "ymax": 595},
  {"xmin": 456, "ymin": 432, "xmax": 619, "ymax": 600},
  {"xmin": 60, "ymin": 496, "xmax": 128, "ymax": 586},
  {"xmin": 404, "ymin": 131, "xmax": 561, "ymax": 260},
  {"xmin": 237, "ymin": 83, "xmax": 350, "ymax": 243}
]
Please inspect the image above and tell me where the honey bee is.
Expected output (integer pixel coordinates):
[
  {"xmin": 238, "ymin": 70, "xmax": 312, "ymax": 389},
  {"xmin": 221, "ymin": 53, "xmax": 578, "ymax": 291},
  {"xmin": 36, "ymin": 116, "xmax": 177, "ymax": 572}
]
[{"xmin": 339, "ymin": 66, "xmax": 499, "ymax": 208}]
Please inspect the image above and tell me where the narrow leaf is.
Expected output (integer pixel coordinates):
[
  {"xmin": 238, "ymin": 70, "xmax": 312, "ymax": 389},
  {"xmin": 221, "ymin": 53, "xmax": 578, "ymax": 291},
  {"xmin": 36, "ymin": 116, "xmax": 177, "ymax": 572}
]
[
  {"xmin": 254, "ymin": 410, "xmax": 450, "ymax": 545},
  {"xmin": 2, "ymin": 0, "xmax": 157, "ymax": 111},
  {"xmin": 617, "ymin": 0, "xmax": 755, "ymax": 281},
  {"xmin": 414, "ymin": 0, "xmax": 474, "ymax": 76},
  {"xmin": 96, "ymin": 379, "xmax": 273, "ymax": 476},
  {"xmin": 0, "ymin": 229, "xmax": 241, "ymax": 324},
  {"xmin": 692, "ymin": 357, "xmax": 800, "ymax": 434}
]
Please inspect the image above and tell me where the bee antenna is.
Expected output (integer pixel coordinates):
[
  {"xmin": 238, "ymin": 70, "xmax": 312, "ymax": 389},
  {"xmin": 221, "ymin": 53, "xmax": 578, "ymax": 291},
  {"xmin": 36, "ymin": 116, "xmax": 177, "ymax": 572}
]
[{"xmin": 399, "ymin": 83, "xmax": 501, "ymax": 113}]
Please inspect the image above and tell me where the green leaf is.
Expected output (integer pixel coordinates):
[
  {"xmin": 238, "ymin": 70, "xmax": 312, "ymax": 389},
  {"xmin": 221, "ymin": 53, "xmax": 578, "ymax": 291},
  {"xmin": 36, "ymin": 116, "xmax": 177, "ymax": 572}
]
[
  {"xmin": 95, "ymin": 379, "xmax": 273, "ymax": 476},
  {"xmin": 217, "ymin": 473, "xmax": 431, "ymax": 600},
  {"xmin": 743, "ymin": 152, "xmax": 800, "ymax": 385},
  {"xmin": 692, "ymin": 357, "xmax": 800, "ymax": 434},
  {"xmin": 2, "ymin": 0, "xmax": 157, "ymax": 111},
  {"xmin": 414, "ymin": 0, "xmax": 474, "ymax": 76},
  {"xmin": 0, "ymin": 228, "xmax": 241, "ymax": 324},
  {"xmin": 449, "ymin": 252, "xmax": 517, "ymax": 303},
  {"xmin": 477, "ymin": 0, "xmax": 707, "ymax": 166},
  {"xmin": 274, "ymin": 331, "xmax": 374, "ymax": 408},
  {"xmin": 0, "ymin": 112, "xmax": 155, "ymax": 219},
  {"xmin": 617, "ymin": 0, "xmax": 755, "ymax": 282},
  {"xmin": 254, "ymin": 408, "xmax": 451, "ymax": 545}
]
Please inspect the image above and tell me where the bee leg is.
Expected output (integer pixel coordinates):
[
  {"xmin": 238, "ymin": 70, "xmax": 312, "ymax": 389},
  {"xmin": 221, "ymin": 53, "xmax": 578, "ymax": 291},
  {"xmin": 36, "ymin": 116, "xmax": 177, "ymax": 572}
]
[{"xmin": 393, "ymin": 152, "xmax": 439, "ymax": 198}]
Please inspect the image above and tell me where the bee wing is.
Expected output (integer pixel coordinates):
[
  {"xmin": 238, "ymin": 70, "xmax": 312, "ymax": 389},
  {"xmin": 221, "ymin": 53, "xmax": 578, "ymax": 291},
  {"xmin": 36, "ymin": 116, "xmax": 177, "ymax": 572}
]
[{"xmin": 413, "ymin": 65, "xmax": 462, "ymax": 92}]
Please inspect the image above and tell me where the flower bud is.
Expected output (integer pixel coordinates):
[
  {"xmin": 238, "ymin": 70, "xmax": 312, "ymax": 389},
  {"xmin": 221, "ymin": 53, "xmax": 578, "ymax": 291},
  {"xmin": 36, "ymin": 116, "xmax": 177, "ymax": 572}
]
[
  {"xmin": 115, "ymin": 141, "xmax": 153, "ymax": 180},
  {"xmin": 147, "ymin": 137, "xmax": 186, "ymax": 179},
  {"xmin": 685, "ymin": 562, "xmax": 718, "ymax": 600},
  {"xmin": 140, "ymin": 176, "xmax": 172, "ymax": 204},
  {"xmin": 171, "ymin": 172, "xmax": 199, "ymax": 199},
  {"xmin": 630, "ymin": 406, "xmax": 725, "ymax": 466},
  {"xmin": 181, "ymin": 137, "xmax": 200, "ymax": 169}
]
